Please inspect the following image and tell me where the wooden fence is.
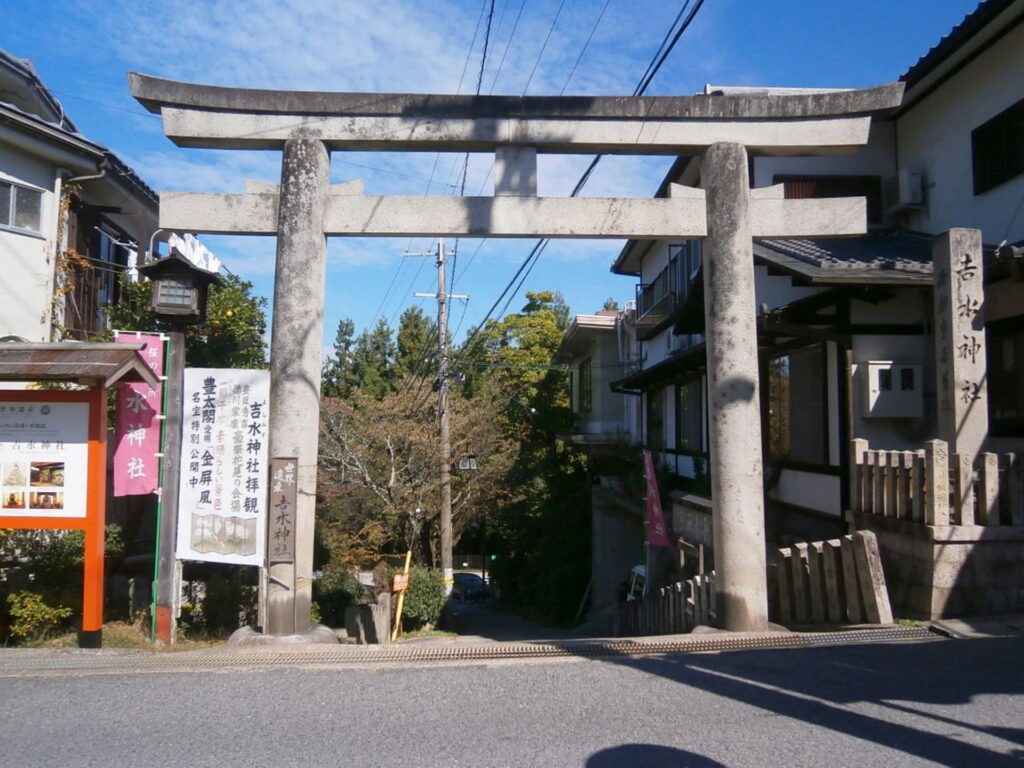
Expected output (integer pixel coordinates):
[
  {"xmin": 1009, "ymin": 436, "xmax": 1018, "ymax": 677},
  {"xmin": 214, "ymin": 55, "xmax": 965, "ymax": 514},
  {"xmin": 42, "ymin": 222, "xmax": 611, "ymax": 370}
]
[
  {"xmin": 776, "ymin": 530, "xmax": 892, "ymax": 627},
  {"xmin": 850, "ymin": 438, "xmax": 1024, "ymax": 527},
  {"xmin": 616, "ymin": 572, "xmax": 715, "ymax": 637}
]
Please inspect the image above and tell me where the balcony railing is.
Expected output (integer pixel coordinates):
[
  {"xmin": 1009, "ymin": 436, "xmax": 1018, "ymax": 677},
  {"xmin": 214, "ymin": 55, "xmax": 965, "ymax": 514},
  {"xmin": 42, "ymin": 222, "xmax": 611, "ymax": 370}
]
[{"xmin": 634, "ymin": 243, "xmax": 701, "ymax": 339}]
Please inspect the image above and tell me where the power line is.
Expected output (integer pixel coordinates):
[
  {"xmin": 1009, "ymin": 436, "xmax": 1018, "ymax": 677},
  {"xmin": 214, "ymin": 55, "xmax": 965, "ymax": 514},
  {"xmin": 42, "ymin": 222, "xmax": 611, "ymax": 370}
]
[
  {"xmin": 522, "ymin": 0, "xmax": 567, "ymax": 95},
  {"xmin": 449, "ymin": 0, "xmax": 707, "ymax": 380},
  {"xmin": 488, "ymin": 0, "xmax": 529, "ymax": 94},
  {"xmin": 559, "ymin": 0, "xmax": 612, "ymax": 95}
]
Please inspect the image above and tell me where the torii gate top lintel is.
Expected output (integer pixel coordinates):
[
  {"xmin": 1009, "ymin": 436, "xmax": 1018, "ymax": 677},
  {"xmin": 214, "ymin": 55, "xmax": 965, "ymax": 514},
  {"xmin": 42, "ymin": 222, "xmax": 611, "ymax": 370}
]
[
  {"xmin": 128, "ymin": 72, "xmax": 903, "ymax": 156},
  {"xmin": 129, "ymin": 73, "xmax": 902, "ymax": 122}
]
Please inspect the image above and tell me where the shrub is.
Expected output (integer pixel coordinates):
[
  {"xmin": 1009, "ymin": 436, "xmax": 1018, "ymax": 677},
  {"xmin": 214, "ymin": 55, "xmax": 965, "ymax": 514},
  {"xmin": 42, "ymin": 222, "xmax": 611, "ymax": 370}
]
[
  {"xmin": 401, "ymin": 566, "xmax": 445, "ymax": 629},
  {"xmin": 313, "ymin": 568, "xmax": 364, "ymax": 627},
  {"xmin": 6, "ymin": 591, "xmax": 72, "ymax": 642}
]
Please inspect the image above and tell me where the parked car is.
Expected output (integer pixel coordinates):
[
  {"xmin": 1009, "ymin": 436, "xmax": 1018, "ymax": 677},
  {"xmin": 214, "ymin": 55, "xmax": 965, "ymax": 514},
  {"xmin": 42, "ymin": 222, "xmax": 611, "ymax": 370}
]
[{"xmin": 452, "ymin": 572, "xmax": 486, "ymax": 603}]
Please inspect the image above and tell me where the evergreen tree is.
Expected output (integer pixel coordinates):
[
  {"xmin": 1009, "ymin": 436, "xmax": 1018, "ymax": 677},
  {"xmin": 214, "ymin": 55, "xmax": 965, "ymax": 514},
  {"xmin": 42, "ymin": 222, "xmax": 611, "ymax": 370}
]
[
  {"xmin": 602, "ymin": 298, "xmax": 620, "ymax": 311},
  {"xmin": 395, "ymin": 306, "xmax": 436, "ymax": 379},
  {"xmin": 349, "ymin": 318, "xmax": 396, "ymax": 398},
  {"xmin": 322, "ymin": 317, "xmax": 356, "ymax": 399}
]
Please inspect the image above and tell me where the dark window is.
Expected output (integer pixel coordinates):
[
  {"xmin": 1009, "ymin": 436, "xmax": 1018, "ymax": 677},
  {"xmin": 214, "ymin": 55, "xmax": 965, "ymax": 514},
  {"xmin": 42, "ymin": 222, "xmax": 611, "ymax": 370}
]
[
  {"xmin": 675, "ymin": 378, "xmax": 703, "ymax": 451},
  {"xmin": 988, "ymin": 321, "xmax": 1024, "ymax": 437},
  {"xmin": 646, "ymin": 388, "xmax": 664, "ymax": 451},
  {"xmin": 0, "ymin": 180, "xmax": 43, "ymax": 234},
  {"xmin": 767, "ymin": 344, "xmax": 828, "ymax": 465},
  {"xmin": 567, "ymin": 370, "xmax": 574, "ymax": 412},
  {"xmin": 972, "ymin": 99, "xmax": 1024, "ymax": 195},
  {"xmin": 900, "ymin": 368, "xmax": 915, "ymax": 392},
  {"xmin": 773, "ymin": 174, "xmax": 883, "ymax": 225},
  {"xmin": 878, "ymin": 368, "xmax": 893, "ymax": 392},
  {"xmin": 578, "ymin": 358, "xmax": 592, "ymax": 413}
]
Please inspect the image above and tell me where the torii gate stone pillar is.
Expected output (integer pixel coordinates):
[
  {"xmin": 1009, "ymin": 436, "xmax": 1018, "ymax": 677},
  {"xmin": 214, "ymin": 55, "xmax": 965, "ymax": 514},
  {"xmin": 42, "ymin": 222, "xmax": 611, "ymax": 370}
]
[
  {"xmin": 266, "ymin": 139, "xmax": 330, "ymax": 636},
  {"xmin": 701, "ymin": 142, "xmax": 768, "ymax": 629},
  {"xmin": 130, "ymin": 74, "xmax": 902, "ymax": 637}
]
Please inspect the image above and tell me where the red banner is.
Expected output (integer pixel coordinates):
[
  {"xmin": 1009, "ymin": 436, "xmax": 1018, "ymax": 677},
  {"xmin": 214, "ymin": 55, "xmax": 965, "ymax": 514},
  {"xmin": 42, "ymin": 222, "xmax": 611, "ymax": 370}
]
[
  {"xmin": 113, "ymin": 332, "xmax": 166, "ymax": 496},
  {"xmin": 643, "ymin": 450, "xmax": 671, "ymax": 547}
]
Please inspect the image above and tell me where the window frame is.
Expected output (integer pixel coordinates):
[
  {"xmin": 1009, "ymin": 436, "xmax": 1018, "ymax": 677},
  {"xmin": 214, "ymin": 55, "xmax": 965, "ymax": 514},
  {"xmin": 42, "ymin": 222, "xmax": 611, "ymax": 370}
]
[
  {"xmin": 674, "ymin": 375, "xmax": 705, "ymax": 454},
  {"xmin": 766, "ymin": 343, "xmax": 831, "ymax": 468},
  {"xmin": 0, "ymin": 178, "xmax": 45, "ymax": 236},
  {"xmin": 972, "ymin": 98, "xmax": 1024, "ymax": 195}
]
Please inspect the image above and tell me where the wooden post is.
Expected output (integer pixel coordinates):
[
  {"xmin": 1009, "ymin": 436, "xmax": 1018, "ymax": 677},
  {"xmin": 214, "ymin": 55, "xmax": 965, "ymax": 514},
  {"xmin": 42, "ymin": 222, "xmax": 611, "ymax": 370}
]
[{"xmin": 81, "ymin": 388, "xmax": 107, "ymax": 647}]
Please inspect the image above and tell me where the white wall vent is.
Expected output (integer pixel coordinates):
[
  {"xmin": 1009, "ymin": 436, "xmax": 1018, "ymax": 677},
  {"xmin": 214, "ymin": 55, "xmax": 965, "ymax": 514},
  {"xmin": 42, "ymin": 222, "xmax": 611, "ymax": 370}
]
[{"xmin": 884, "ymin": 169, "xmax": 923, "ymax": 215}]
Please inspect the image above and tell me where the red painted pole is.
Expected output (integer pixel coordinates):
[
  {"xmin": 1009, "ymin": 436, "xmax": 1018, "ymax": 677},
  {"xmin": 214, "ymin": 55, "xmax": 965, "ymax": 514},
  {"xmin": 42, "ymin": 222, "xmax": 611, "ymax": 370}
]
[{"xmin": 79, "ymin": 388, "xmax": 106, "ymax": 647}]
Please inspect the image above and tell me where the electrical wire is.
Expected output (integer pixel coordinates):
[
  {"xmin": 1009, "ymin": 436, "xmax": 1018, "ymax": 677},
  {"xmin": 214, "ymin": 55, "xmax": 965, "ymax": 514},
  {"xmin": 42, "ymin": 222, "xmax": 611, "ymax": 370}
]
[
  {"xmin": 521, "ymin": 0, "xmax": 567, "ymax": 96},
  {"xmin": 446, "ymin": 0, "xmax": 707, "ymax": 397}
]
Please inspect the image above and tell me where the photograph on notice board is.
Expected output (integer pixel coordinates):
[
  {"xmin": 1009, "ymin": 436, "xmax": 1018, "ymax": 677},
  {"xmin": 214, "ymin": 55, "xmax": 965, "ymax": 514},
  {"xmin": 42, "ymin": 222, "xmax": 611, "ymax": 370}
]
[
  {"xmin": 2, "ymin": 461, "xmax": 28, "ymax": 487},
  {"xmin": 3, "ymin": 491, "xmax": 25, "ymax": 509},
  {"xmin": 29, "ymin": 491, "xmax": 64, "ymax": 510},
  {"xmin": 30, "ymin": 462, "xmax": 65, "ymax": 487}
]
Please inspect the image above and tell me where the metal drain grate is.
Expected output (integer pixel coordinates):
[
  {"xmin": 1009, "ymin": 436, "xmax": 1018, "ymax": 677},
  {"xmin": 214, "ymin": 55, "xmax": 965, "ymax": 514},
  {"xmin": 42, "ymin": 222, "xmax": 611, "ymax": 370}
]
[{"xmin": 0, "ymin": 626, "xmax": 938, "ymax": 676}]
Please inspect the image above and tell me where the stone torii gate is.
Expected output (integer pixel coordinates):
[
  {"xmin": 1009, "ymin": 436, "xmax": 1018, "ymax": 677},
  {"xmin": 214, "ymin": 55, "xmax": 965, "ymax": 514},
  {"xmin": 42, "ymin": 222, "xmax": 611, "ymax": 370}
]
[{"xmin": 130, "ymin": 73, "xmax": 902, "ymax": 638}]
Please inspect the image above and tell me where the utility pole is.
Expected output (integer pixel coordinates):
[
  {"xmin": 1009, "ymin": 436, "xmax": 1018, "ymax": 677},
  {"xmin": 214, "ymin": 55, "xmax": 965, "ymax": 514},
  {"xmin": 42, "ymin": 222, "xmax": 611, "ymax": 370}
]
[{"xmin": 408, "ymin": 239, "xmax": 467, "ymax": 594}]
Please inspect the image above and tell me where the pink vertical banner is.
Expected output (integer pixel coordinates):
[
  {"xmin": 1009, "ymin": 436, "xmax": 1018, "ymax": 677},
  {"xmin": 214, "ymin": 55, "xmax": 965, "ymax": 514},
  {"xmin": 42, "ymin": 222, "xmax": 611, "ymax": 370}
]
[
  {"xmin": 643, "ymin": 450, "xmax": 671, "ymax": 547},
  {"xmin": 113, "ymin": 332, "xmax": 167, "ymax": 496}
]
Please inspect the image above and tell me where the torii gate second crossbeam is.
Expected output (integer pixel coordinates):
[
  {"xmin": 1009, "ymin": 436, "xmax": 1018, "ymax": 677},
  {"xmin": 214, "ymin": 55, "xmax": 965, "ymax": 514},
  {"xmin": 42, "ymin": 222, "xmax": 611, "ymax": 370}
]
[{"xmin": 130, "ymin": 74, "xmax": 903, "ymax": 638}]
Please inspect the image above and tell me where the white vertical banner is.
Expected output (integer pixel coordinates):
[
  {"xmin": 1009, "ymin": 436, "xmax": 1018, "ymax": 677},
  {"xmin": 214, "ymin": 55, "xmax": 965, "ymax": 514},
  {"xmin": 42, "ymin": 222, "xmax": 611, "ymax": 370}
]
[{"xmin": 176, "ymin": 368, "xmax": 270, "ymax": 565}]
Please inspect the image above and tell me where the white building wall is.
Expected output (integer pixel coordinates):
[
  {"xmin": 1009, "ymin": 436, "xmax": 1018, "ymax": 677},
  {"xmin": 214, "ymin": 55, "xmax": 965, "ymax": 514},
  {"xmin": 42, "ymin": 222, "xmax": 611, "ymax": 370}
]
[
  {"xmin": 0, "ymin": 144, "xmax": 59, "ymax": 341},
  {"xmin": 897, "ymin": 23, "xmax": 1024, "ymax": 244},
  {"xmin": 753, "ymin": 121, "xmax": 897, "ymax": 190}
]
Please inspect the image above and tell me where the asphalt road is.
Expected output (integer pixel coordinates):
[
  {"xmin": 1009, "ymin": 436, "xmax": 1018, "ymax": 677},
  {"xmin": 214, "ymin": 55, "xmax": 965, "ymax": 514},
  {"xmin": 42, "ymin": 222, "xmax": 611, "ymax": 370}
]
[{"xmin": 1, "ymin": 636, "xmax": 1022, "ymax": 767}]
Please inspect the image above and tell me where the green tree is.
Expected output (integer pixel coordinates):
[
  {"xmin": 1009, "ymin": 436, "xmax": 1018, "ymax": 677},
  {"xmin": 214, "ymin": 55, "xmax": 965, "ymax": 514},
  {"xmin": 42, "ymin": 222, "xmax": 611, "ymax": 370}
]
[
  {"xmin": 395, "ymin": 306, "xmax": 436, "ymax": 379},
  {"xmin": 317, "ymin": 380, "xmax": 515, "ymax": 568},
  {"xmin": 348, "ymin": 318, "xmax": 396, "ymax": 398},
  {"xmin": 602, "ymin": 298, "xmax": 620, "ymax": 311},
  {"xmin": 106, "ymin": 273, "xmax": 268, "ymax": 368},
  {"xmin": 322, "ymin": 317, "xmax": 356, "ymax": 398},
  {"xmin": 455, "ymin": 290, "xmax": 588, "ymax": 624}
]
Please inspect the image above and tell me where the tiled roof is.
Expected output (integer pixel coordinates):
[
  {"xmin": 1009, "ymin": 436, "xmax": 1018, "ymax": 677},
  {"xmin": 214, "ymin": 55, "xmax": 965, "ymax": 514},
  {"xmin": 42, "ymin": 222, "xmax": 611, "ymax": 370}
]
[
  {"xmin": 901, "ymin": 0, "xmax": 1019, "ymax": 89},
  {"xmin": 753, "ymin": 232, "xmax": 934, "ymax": 285}
]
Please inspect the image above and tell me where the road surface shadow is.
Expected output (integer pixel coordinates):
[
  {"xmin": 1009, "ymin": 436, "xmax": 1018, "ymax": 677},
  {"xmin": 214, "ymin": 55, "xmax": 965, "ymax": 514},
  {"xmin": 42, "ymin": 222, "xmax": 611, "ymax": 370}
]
[{"xmin": 600, "ymin": 636, "xmax": 1024, "ymax": 767}]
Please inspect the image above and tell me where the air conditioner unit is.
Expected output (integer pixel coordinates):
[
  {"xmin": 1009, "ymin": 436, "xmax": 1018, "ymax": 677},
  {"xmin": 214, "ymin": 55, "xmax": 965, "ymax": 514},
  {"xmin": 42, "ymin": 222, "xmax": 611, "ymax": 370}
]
[{"xmin": 884, "ymin": 169, "xmax": 923, "ymax": 215}]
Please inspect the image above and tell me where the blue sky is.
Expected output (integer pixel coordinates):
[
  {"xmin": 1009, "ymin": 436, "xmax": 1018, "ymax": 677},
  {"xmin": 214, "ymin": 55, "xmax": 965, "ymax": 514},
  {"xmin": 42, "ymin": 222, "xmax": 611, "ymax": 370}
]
[{"xmin": 3, "ymin": 0, "xmax": 982, "ymax": 349}]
